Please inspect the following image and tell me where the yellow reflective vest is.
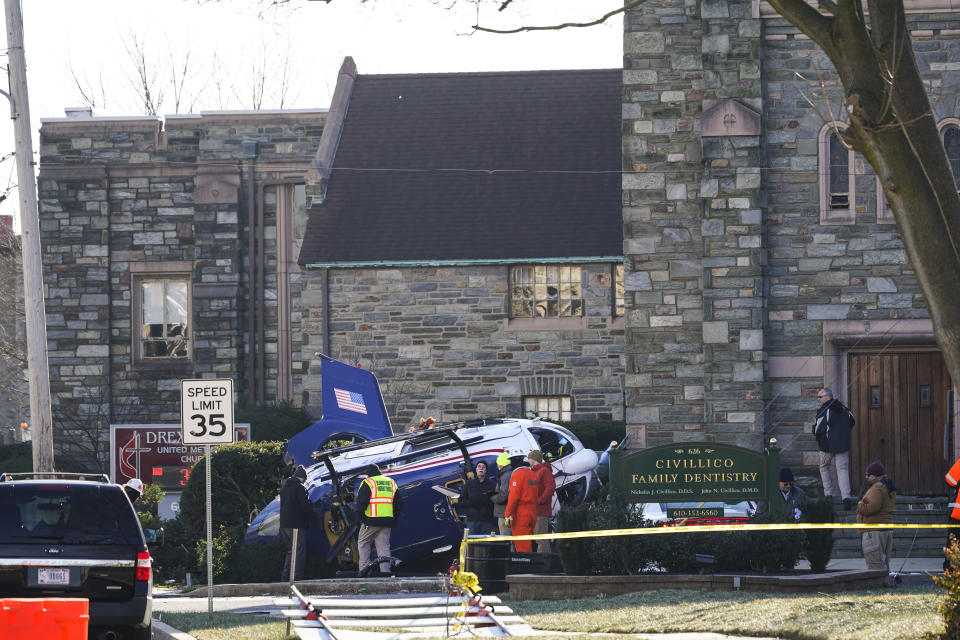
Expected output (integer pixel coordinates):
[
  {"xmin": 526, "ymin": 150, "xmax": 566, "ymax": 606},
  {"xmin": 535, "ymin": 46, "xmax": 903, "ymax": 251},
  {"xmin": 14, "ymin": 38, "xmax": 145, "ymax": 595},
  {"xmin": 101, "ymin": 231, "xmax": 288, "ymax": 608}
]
[{"xmin": 363, "ymin": 475, "xmax": 398, "ymax": 519}]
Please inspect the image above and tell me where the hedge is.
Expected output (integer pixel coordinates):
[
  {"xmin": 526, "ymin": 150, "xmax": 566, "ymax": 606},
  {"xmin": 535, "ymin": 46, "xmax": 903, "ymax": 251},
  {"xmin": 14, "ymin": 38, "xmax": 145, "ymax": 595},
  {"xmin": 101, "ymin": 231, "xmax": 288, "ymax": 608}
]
[
  {"xmin": 556, "ymin": 498, "xmax": 805, "ymax": 575},
  {"xmin": 555, "ymin": 420, "xmax": 625, "ymax": 451},
  {"xmin": 235, "ymin": 400, "xmax": 314, "ymax": 442}
]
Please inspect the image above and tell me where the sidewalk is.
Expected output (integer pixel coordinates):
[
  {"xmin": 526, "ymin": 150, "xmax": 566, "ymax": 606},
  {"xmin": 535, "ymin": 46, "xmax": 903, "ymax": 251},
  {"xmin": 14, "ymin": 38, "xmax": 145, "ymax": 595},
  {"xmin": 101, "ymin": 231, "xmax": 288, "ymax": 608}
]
[{"xmin": 796, "ymin": 556, "xmax": 943, "ymax": 574}]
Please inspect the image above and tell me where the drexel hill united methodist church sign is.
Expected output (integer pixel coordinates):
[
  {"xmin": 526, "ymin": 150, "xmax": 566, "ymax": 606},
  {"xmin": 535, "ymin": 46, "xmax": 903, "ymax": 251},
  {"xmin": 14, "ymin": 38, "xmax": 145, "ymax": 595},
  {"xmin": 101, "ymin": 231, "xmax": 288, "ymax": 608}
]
[{"xmin": 607, "ymin": 442, "xmax": 780, "ymax": 503}]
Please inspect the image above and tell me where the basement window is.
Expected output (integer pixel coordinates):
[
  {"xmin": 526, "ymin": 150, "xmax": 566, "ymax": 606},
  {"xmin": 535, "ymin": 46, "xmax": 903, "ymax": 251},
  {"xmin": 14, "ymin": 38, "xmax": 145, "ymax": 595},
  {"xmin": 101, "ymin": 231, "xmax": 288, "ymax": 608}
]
[{"xmin": 523, "ymin": 396, "xmax": 572, "ymax": 422}]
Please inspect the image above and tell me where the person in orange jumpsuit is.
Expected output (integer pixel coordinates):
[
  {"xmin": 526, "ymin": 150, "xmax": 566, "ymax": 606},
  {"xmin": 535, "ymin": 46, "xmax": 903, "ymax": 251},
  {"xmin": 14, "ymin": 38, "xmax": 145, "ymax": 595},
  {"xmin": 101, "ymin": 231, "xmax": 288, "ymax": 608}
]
[
  {"xmin": 504, "ymin": 452, "xmax": 539, "ymax": 553},
  {"xmin": 944, "ymin": 455, "xmax": 960, "ymax": 569}
]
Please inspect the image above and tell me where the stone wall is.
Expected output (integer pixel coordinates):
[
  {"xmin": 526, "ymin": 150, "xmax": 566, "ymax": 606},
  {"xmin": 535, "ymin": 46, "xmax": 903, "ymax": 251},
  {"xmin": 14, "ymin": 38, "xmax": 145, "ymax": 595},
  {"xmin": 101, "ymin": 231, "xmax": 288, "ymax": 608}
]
[
  {"xmin": 623, "ymin": 2, "xmax": 960, "ymax": 465},
  {"xmin": 298, "ymin": 264, "xmax": 625, "ymax": 427},
  {"xmin": 38, "ymin": 110, "xmax": 324, "ymax": 464},
  {"xmin": 623, "ymin": 0, "xmax": 766, "ymax": 450}
]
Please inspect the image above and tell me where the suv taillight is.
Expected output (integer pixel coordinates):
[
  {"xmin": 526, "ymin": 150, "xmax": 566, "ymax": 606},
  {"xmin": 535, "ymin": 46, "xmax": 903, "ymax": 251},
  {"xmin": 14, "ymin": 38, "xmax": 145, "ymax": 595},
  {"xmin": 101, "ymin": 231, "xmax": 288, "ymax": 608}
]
[{"xmin": 136, "ymin": 550, "xmax": 151, "ymax": 582}]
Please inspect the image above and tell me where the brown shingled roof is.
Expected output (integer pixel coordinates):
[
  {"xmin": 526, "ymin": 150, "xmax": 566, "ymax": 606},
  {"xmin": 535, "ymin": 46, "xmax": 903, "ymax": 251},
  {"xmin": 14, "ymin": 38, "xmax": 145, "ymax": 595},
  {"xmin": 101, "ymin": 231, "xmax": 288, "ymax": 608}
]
[{"xmin": 298, "ymin": 68, "xmax": 622, "ymax": 266}]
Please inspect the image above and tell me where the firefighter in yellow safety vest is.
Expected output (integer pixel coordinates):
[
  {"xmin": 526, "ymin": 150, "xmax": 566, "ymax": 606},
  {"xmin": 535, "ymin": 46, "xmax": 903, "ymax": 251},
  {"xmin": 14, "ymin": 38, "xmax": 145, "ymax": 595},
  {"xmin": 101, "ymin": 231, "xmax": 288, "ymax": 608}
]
[
  {"xmin": 944, "ymin": 456, "xmax": 960, "ymax": 569},
  {"xmin": 354, "ymin": 463, "xmax": 403, "ymax": 575}
]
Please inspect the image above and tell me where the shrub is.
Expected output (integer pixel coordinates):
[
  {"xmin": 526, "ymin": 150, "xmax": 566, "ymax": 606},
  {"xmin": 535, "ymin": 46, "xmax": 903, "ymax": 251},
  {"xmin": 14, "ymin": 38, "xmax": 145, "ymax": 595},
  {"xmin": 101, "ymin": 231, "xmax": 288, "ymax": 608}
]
[
  {"xmin": 557, "ymin": 498, "xmax": 804, "ymax": 575},
  {"xmin": 149, "ymin": 516, "xmax": 199, "ymax": 584},
  {"xmin": 172, "ymin": 441, "xmax": 287, "ymax": 582},
  {"xmin": 0, "ymin": 441, "xmax": 32, "ymax": 473},
  {"xmin": 802, "ymin": 495, "xmax": 835, "ymax": 573},
  {"xmin": 177, "ymin": 440, "xmax": 286, "ymax": 537},
  {"xmin": 556, "ymin": 499, "xmax": 654, "ymax": 575},
  {"xmin": 236, "ymin": 400, "xmax": 313, "ymax": 442},
  {"xmin": 555, "ymin": 504, "xmax": 592, "ymax": 575},
  {"xmin": 931, "ymin": 536, "xmax": 960, "ymax": 639},
  {"xmin": 555, "ymin": 420, "xmax": 625, "ymax": 451}
]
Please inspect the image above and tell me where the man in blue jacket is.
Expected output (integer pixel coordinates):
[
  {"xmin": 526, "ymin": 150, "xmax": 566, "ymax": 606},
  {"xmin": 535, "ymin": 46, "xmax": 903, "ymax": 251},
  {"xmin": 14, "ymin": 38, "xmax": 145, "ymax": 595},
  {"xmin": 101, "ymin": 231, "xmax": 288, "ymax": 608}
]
[{"xmin": 280, "ymin": 465, "xmax": 316, "ymax": 580}]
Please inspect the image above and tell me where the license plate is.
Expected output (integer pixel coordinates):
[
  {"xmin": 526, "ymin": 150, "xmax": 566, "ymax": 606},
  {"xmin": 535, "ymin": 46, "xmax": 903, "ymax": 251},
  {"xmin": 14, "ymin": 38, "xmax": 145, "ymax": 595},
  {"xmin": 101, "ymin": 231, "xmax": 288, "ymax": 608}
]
[{"xmin": 37, "ymin": 568, "xmax": 70, "ymax": 585}]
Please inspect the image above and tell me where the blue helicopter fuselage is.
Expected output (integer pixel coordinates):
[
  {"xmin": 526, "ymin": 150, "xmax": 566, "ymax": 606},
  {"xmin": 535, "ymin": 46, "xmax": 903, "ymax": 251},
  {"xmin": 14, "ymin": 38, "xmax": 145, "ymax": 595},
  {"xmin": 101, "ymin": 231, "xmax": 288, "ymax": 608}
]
[{"xmin": 244, "ymin": 418, "xmax": 599, "ymax": 568}]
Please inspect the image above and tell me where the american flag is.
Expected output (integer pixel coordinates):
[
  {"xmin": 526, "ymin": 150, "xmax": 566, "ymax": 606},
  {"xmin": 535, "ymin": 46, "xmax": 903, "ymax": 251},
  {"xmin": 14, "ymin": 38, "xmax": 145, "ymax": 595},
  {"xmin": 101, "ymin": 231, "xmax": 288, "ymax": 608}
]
[{"xmin": 334, "ymin": 387, "xmax": 367, "ymax": 414}]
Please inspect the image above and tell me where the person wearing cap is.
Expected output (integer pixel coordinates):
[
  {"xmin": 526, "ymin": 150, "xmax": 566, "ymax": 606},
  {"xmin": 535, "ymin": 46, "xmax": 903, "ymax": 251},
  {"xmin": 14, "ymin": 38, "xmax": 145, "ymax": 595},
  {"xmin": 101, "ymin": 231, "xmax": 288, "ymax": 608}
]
[
  {"xmin": 777, "ymin": 467, "xmax": 806, "ymax": 523},
  {"xmin": 459, "ymin": 459, "xmax": 497, "ymax": 536},
  {"xmin": 504, "ymin": 452, "xmax": 539, "ymax": 553},
  {"xmin": 813, "ymin": 387, "xmax": 857, "ymax": 508},
  {"xmin": 857, "ymin": 460, "xmax": 897, "ymax": 572},
  {"xmin": 280, "ymin": 464, "xmax": 316, "ymax": 581},
  {"xmin": 354, "ymin": 463, "xmax": 403, "ymax": 575},
  {"xmin": 528, "ymin": 450, "xmax": 556, "ymax": 553},
  {"xmin": 123, "ymin": 478, "xmax": 144, "ymax": 505},
  {"xmin": 493, "ymin": 450, "xmax": 521, "ymax": 538}
]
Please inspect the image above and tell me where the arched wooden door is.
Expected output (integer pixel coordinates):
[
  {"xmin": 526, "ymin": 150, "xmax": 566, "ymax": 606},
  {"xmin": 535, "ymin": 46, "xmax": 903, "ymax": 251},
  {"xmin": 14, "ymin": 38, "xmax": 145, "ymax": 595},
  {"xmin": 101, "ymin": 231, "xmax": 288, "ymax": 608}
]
[{"xmin": 848, "ymin": 351, "xmax": 952, "ymax": 496}]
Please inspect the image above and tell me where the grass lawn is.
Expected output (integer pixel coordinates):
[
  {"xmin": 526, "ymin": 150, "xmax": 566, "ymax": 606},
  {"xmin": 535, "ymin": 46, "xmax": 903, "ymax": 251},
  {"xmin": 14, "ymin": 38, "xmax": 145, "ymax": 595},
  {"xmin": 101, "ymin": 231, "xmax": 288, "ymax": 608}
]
[
  {"xmin": 508, "ymin": 585, "xmax": 943, "ymax": 639},
  {"xmin": 157, "ymin": 585, "xmax": 945, "ymax": 640},
  {"xmin": 156, "ymin": 612, "xmax": 297, "ymax": 640}
]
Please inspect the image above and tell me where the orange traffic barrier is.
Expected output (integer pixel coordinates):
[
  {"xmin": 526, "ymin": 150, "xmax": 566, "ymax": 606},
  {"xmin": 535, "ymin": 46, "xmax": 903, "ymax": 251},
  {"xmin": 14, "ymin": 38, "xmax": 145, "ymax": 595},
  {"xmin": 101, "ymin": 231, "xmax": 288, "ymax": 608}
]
[{"xmin": 0, "ymin": 598, "xmax": 89, "ymax": 640}]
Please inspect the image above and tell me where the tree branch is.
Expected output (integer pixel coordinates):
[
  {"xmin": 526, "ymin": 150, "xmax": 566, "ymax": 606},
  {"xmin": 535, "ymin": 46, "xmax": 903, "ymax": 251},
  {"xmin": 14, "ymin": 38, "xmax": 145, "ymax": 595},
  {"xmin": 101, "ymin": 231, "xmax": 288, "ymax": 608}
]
[
  {"xmin": 767, "ymin": 0, "xmax": 836, "ymax": 57},
  {"xmin": 472, "ymin": 0, "xmax": 644, "ymax": 34}
]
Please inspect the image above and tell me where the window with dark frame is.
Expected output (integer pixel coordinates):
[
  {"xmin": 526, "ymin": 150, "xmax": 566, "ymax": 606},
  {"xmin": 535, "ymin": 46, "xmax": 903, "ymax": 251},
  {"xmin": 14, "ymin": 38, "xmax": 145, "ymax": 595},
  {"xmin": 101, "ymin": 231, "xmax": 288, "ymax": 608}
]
[
  {"xmin": 944, "ymin": 126, "xmax": 960, "ymax": 191},
  {"xmin": 138, "ymin": 277, "xmax": 190, "ymax": 360},
  {"xmin": 523, "ymin": 396, "xmax": 572, "ymax": 422},
  {"xmin": 614, "ymin": 264, "xmax": 624, "ymax": 317},
  {"xmin": 920, "ymin": 384, "xmax": 931, "ymax": 408},
  {"xmin": 510, "ymin": 265, "xmax": 583, "ymax": 318},
  {"xmin": 829, "ymin": 131, "xmax": 850, "ymax": 209}
]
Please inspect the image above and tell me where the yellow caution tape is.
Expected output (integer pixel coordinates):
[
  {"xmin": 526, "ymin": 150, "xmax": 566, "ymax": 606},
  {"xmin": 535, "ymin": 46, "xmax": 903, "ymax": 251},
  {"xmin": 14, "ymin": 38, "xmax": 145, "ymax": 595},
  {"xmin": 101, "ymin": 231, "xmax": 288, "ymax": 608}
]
[{"xmin": 465, "ymin": 522, "xmax": 960, "ymax": 544}]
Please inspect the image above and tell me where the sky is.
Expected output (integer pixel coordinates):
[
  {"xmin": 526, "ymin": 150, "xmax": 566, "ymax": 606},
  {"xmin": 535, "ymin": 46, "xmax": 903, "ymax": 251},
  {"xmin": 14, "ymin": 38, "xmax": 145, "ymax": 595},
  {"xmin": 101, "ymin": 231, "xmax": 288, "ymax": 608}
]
[{"xmin": 0, "ymin": 0, "xmax": 624, "ymax": 228}]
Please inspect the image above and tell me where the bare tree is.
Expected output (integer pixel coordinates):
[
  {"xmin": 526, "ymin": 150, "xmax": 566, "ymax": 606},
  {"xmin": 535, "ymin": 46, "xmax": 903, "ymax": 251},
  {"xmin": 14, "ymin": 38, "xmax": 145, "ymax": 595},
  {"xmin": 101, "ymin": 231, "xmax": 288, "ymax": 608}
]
[
  {"xmin": 0, "ymin": 231, "xmax": 27, "ymax": 442},
  {"xmin": 68, "ymin": 29, "xmax": 301, "ymax": 115},
  {"xmin": 763, "ymin": 1, "xmax": 960, "ymax": 410},
  {"xmin": 68, "ymin": 59, "xmax": 108, "ymax": 111},
  {"xmin": 53, "ymin": 386, "xmax": 146, "ymax": 474},
  {"xmin": 121, "ymin": 34, "xmax": 166, "ymax": 116}
]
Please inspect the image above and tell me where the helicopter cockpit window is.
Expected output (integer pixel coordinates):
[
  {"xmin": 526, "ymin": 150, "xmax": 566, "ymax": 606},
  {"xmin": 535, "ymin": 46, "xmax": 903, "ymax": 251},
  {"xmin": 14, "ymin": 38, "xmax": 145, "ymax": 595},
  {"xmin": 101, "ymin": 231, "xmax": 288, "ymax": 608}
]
[{"xmin": 529, "ymin": 427, "xmax": 574, "ymax": 462}]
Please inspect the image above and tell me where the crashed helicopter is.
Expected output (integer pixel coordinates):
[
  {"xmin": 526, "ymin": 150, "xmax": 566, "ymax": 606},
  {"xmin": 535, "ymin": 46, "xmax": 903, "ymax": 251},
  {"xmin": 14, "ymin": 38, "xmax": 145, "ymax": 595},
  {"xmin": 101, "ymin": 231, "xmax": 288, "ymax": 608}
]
[{"xmin": 244, "ymin": 355, "xmax": 603, "ymax": 569}]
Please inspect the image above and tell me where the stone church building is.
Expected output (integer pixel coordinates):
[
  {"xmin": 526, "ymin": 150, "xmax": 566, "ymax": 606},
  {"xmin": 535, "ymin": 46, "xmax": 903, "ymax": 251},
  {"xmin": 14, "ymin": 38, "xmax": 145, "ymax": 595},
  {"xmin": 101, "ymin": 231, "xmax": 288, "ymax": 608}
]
[{"xmin": 36, "ymin": 0, "xmax": 960, "ymax": 492}]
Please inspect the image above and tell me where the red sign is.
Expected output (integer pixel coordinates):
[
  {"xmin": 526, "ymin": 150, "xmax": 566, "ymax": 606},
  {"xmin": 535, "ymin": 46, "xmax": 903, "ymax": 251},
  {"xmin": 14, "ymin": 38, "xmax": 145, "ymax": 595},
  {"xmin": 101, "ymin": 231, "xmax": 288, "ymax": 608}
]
[{"xmin": 110, "ymin": 424, "xmax": 251, "ymax": 489}]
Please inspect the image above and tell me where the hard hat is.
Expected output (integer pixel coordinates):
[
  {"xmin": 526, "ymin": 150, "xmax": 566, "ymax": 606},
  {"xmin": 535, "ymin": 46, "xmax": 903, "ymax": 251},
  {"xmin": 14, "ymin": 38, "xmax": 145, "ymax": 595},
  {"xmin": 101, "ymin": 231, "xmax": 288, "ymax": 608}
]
[
  {"xmin": 496, "ymin": 448, "xmax": 525, "ymax": 467},
  {"xmin": 125, "ymin": 478, "xmax": 144, "ymax": 495}
]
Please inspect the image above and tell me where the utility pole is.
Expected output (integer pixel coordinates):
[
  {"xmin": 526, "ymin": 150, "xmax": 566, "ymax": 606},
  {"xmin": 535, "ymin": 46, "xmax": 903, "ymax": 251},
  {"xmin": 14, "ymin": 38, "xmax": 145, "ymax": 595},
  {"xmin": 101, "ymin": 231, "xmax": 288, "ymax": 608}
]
[{"xmin": 3, "ymin": 0, "xmax": 53, "ymax": 472}]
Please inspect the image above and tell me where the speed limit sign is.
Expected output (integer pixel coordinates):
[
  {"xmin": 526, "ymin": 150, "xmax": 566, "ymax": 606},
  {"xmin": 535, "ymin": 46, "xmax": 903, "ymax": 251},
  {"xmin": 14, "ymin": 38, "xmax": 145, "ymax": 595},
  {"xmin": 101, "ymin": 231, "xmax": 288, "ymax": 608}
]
[{"xmin": 180, "ymin": 379, "xmax": 235, "ymax": 445}]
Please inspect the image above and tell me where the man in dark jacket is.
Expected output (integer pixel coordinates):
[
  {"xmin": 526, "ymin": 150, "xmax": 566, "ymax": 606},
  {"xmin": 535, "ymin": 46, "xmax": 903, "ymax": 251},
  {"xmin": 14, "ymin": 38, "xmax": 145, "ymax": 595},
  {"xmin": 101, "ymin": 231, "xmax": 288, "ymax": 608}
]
[
  {"xmin": 279, "ymin": 465, "xmax": 315, "ymax": 581},
  {"xmin": 813, "ymin": 387, "xmax": 857, "ymax": 507},
  {"xmin": 354, "ymin": 463, "xmax": 403, "ymax": 575},
  {"xmin": 777, "ymin": 467, "xmax": 806, "ymax": 522},
  {"xmin": 459, "ymin": 460, "xmax": 497, "ymax": 536}
]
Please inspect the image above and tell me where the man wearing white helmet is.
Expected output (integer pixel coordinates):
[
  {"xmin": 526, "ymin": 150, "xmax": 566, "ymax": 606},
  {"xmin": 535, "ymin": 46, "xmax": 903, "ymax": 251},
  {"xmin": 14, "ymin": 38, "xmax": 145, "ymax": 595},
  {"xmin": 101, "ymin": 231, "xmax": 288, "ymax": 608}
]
[{"xmin": 123, "ymin": 478, "xmax": 143, "ymax": 505}]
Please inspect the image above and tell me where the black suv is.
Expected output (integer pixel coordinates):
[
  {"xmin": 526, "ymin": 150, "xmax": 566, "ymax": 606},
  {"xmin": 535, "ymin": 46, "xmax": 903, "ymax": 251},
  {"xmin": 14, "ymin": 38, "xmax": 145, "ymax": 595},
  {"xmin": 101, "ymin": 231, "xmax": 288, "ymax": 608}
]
[{"xmin": 0, "ymin": 473, "xmax": 152, "ymax": 640}]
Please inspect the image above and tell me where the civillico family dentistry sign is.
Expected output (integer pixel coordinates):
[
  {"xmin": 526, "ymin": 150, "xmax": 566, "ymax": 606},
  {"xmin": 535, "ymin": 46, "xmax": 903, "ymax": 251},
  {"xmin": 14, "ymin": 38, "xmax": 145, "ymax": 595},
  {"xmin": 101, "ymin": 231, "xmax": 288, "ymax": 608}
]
[{"xmin": 607, "ymin": 442, "xmax": 779, "ymax": 503}]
